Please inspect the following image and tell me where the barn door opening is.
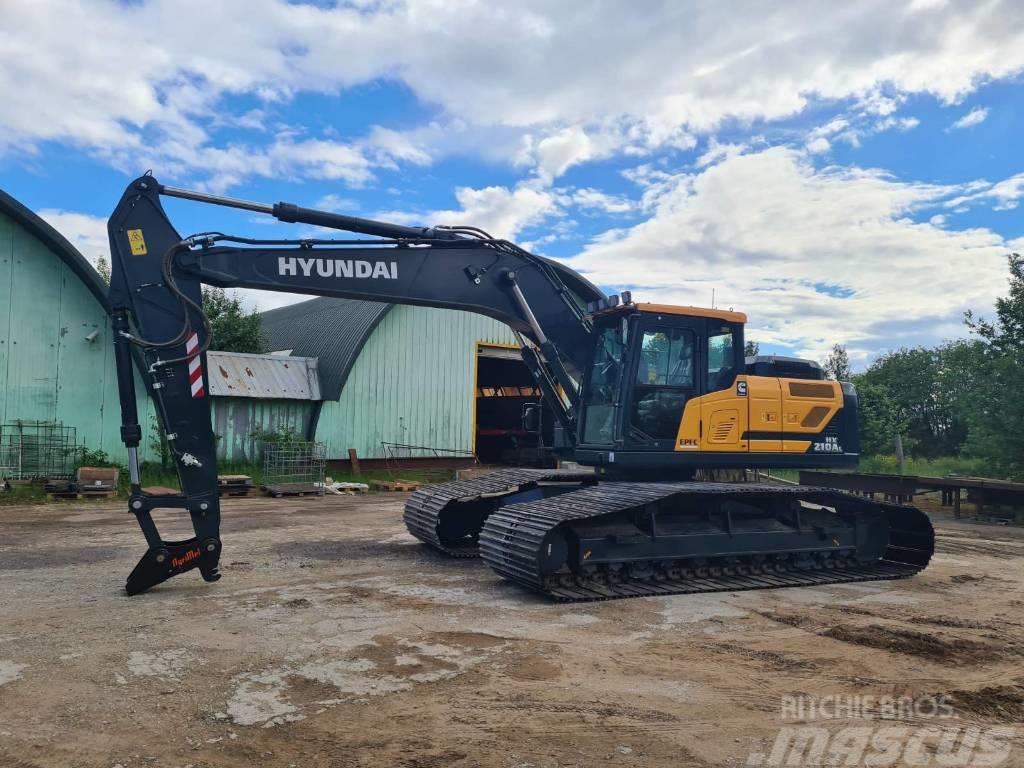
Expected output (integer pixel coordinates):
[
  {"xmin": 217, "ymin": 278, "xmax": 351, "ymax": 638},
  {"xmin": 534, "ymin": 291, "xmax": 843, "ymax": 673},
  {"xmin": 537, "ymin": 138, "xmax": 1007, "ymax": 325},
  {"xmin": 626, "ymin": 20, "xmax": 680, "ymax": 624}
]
[{"xmin": 474, "ymin": 344, "xmax": 554, "ymax": 467}]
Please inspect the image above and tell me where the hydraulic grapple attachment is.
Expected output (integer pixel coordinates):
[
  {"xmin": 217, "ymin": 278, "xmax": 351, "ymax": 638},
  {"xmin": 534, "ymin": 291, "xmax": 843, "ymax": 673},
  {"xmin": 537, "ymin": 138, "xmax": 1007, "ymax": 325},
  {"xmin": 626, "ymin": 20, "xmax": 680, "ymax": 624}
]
[{"xmin": 124, "ymin": 490, "xmax": 222, "ymax": 596}]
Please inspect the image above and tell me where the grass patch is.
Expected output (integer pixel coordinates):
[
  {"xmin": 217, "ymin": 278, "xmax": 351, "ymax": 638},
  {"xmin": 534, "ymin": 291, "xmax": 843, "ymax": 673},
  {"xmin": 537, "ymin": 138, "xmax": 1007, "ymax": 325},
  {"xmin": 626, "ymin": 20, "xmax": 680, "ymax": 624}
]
[
  {"xmin": 0, "ymin": 484, "xmax": 48, "ymax": 506},
  {"xmin": 762, "ymin": 456, "xmax": 1001, "ymax": 482},
  {"xmin": 857, "ymin": 454, "xmax": 993, "ymax": 479}
]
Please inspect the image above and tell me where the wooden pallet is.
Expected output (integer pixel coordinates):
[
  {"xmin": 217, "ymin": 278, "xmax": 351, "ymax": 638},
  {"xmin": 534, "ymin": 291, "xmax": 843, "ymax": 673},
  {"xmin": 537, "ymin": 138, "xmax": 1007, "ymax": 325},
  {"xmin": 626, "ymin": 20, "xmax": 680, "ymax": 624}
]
[
  {"xmin": 218, "ymin": 474, "xmax": 254, "ymax": 498},
  {"xmin": 261, "ymin": 483, "xmax": 324, "ymax": 498},
  {"xmin": 219, "ymin": 488, "xmax": 254, "ymax": 498},
  {"xmin": 326, "ymin": 485, "xmax": 369, "ymax": 496},
  {"xmin": 369, "ymin": 479, "xmax": 421, "ymax": 492}
]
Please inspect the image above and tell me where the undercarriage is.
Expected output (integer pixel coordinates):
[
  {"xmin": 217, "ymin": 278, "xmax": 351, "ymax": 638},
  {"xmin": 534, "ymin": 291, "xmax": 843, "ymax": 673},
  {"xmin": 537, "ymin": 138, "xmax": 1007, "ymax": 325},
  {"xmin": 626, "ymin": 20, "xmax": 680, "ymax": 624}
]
[{"xmin": 404, "ymin": 470, "xmax": 934, "ymax": 601}]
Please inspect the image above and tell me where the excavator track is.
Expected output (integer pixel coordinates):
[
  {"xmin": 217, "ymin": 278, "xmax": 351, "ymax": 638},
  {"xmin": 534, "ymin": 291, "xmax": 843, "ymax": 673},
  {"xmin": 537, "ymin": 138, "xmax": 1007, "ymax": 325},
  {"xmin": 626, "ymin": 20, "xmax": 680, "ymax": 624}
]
[
  {"xmin": 479, "ymin": 481, "xmax": 934, "ymax": 601},
  {"xmin": 403, "ymin": 468, "xmax": 597, "ymax": 557}
]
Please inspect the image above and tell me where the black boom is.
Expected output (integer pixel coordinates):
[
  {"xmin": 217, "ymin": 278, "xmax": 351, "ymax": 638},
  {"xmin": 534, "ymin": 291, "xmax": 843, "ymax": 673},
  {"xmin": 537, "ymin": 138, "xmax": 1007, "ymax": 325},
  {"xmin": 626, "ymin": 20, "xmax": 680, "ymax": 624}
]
[{"xmin": 107, "ymin": 175, "xmax": 603, "ymax": 595}]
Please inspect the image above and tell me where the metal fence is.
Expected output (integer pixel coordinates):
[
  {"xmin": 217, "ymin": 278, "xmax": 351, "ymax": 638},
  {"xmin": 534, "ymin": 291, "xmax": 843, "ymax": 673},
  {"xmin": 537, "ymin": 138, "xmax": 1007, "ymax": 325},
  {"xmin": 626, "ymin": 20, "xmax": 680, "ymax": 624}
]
[
  {"xmin": 0, "ymin": 421, "xmax": 79, "ymax": 481},
  {"xmin": 380, "ymin": 441, "xmax": 477, "ymax": 473},
  {"xmin": 261, "ymin": 440, "xmax": 326, "ymax": 496}
]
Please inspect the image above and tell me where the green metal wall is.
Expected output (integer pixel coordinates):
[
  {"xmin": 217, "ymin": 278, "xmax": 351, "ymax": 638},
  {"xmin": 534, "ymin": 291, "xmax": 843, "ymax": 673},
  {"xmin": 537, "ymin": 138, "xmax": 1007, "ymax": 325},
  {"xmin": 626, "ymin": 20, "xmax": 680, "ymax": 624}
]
[
  {"xmin": 0, "ymin": 209, "xmax": 157, "ymax": 463},
  {"xmin": 315, "ymin": 305, "xmax": 518, "ymax": 459},
  {"xmin": 211, "ymin": 398, "xmax": 315, "ymax": 462}
]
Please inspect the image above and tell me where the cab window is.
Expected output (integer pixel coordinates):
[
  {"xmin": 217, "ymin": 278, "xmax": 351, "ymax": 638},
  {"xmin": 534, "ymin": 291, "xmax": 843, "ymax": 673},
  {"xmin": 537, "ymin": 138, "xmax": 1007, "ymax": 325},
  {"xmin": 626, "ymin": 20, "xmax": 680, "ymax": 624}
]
[
  {"xmin": 581, "ymin": 322, "xmax": 625, "ymax": 444},
  {"xmin": 637, "ymin": 329, "xmax": 695, "ymax": 387},
  {"xmin": 707, "ymin": 326, "xmax": 736, "ymax": 392},
  {"xmin": 631, "ymin": 328, "xmax": 695, "ymax": 440}
]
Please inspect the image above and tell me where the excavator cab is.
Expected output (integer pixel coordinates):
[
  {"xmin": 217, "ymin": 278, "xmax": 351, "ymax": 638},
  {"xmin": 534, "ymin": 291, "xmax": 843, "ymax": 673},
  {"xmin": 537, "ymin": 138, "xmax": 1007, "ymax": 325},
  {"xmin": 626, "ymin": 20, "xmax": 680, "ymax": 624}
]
[{"xmin": 575, "ymin": 296, "xmax": 858, "ymax": 476}]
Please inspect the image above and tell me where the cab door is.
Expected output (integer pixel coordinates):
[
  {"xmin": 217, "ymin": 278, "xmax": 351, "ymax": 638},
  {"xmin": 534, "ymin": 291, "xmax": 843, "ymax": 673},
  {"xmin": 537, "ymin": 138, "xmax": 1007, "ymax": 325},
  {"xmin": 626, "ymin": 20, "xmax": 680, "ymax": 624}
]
[
  {"xmin": 699, "ymin": 322, "xmax": 749, "ymax": 452},
  {"xmin": 625, "ymin": 320, "xmax": 700, "ymax": 450}
]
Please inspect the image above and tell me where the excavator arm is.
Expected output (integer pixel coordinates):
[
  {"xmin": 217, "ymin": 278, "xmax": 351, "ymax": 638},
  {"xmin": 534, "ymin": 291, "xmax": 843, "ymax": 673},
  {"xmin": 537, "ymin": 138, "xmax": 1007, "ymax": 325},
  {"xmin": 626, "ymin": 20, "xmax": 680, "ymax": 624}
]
[{"xmin": 107, "ymin": 174, "xmax": 603, "ymax": 595}]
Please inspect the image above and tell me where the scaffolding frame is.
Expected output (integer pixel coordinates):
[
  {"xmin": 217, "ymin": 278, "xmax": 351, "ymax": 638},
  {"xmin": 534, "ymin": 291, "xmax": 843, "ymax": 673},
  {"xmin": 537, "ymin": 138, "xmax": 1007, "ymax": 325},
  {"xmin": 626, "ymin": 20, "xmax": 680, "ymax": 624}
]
[
  {"xmin": 0, "ymin": 421, "xmax": 79, "ymax": 481},
  {"xmin": 261, "ymin": 440, "xmax": 326, "ymax": 496}
]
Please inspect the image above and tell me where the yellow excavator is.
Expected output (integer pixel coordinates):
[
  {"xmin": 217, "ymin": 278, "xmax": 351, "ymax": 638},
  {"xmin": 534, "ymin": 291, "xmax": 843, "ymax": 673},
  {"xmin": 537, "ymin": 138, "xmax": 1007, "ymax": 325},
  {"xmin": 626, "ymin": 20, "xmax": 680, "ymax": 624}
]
[{"xmin": 106, "ymin": 175, "xmax": 934, "ymax": 598}]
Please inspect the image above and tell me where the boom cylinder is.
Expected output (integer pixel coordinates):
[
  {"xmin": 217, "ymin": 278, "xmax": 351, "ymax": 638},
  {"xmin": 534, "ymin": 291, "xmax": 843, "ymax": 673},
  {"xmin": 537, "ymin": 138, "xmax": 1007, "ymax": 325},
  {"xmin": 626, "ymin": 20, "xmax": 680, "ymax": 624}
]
[
  {"xmin": 159, "ymin": 184, "xmax": 459, "ymax": 241},
  {"xmin": 111, "ymin": 310, "xmax": 142, "ymax": 489}
]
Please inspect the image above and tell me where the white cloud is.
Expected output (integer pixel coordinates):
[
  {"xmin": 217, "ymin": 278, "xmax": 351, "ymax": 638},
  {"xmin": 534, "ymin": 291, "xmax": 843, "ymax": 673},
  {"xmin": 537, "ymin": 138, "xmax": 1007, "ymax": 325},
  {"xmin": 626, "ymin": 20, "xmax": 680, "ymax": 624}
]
[
  {"xmin": 805, "ymin": 137, "xmax": 831, "ymax": 154},
  {"xmin": 565, "ymin": 147, "xmax": 1011, "ymax": 363},
  {"xmin": 530, "ymin": 126, "xmax": 594, "ymax": 182},
  {"xmin": 833, "ymin": 115, "xmax": 920, "ymax": 148},
  {"xmin": 942, "ymin": 172, "xmax": 1024, "ymax": 211},
  {"xmin": 2, "ymin": 1, "xmax": 1023, "ymax": 186},
  {"xmin": 697, "ymin": 140, "xmax": 748, "ymax": 168},
  {"xmin": 37, "ymin": 209, "xmax": 109, "ymax": 270},
  {"xmin": 314, "ymin": 194, "xmax": 358, "ymax": 212},
  {"xmin": 570, "ymin": 188, "xmax": 637, "ymax": 215},
  {"xmin": 950, "ymin": 106, "xmax": 990, "ymax": 130},
  {"xmin": 382, "ymin": 182, "xmax": 559, "ymax": 241}
]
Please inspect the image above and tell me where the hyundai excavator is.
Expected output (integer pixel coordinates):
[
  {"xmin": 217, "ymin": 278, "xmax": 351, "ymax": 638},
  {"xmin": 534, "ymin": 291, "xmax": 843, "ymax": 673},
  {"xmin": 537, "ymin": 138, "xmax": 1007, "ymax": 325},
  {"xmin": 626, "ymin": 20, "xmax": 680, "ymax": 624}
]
[{"xmin": 107, "ymin": 174, "xmax": 933, "ymax": 599}]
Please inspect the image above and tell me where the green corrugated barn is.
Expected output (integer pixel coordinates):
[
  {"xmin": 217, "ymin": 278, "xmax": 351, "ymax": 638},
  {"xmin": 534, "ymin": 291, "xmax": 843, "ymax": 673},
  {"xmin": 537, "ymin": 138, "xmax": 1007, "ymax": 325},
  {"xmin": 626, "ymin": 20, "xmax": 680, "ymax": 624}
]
[
  {"xmin": 0, "ymin": 189, "xmax": 156, "ymax": 466},
  {"xmin": 260, "ymin": 298, "xmax": 537, "ymax": 464}
]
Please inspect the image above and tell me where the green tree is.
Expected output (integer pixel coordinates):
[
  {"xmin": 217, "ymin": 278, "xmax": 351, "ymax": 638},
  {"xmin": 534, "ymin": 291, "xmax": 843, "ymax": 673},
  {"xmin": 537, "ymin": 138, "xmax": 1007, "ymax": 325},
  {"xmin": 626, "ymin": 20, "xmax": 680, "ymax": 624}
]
[
  {"xmin": 744, "ymin": 340, "xmax": 760, "ymax": 357},
  {"xmin": 966, "ymin": 253, "xmax": 1024, "ymax": 351},
  {"xmin": 823, "ymin": 344, "xmax": 851, "ymax": 381},
  {"xmin": 95, "ymin": 255, "xmax": 111, "ymax": 284},
  {"xmin": 961, "ymin": 254, "xmax": 1024, "ymax": 478},
  {"xmin": 857, "ymin": 346, "xmax": 966, "ymax": 458},
  {"xmin": 851, "ymin": 376, "xmax": 907, "ymax": 456},
  {"xmin": 202, "ymin": 287, "xmax": 268, "ymax": 353}
]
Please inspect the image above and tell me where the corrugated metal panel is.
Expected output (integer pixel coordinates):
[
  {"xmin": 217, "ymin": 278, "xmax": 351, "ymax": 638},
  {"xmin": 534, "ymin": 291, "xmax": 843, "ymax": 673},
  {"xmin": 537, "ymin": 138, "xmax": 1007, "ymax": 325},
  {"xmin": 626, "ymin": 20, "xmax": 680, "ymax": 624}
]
[
  {"xmin": 314, "ymin": 305, "xmax": 518, "ymax": 459},
  {"xmin": 206, "ymin": 351, "xmax": 321, "ymax": 400},
  {"xmin": 260, "ymin": 297, "xmax": 391, "ymax": 399},
  {"xmin": 0, "ymin": 209, "xmax": 157, "ymax": 463},
  {"xmin": 0, "ymin": 195, "xmax": 322, "ymax": 466},
  {"xmin": 210, "ymin": 398, "xmax": 315, "ymax": 461}
]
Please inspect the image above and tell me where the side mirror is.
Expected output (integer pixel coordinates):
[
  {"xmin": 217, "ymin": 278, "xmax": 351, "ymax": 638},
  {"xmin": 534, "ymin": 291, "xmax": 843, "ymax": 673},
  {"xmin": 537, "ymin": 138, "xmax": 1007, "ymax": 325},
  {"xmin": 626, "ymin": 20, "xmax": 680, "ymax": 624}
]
[{"xmin": 521, "ymin": 402, "xmax": 541, "ymax": 433}]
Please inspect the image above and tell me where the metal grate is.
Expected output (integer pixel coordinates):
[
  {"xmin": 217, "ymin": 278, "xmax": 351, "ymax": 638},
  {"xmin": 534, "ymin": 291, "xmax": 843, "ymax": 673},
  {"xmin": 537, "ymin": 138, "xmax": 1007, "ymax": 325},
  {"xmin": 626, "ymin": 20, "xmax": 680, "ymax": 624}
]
[
  {"xmin": 0, "ymin": 421, "xmax": 79, "ymax": 481},
  {"xmin": 261, "ymin": 440, "xmax": 326, "ymax": 496}
]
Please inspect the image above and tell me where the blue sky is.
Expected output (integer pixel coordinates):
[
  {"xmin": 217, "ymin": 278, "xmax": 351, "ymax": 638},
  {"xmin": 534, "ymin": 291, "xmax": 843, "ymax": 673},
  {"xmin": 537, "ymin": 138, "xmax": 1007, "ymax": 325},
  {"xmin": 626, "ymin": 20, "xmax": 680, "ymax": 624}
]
[{"xmin": 1, "ymin": 0, "xmax": 1022, "ymax": 367}]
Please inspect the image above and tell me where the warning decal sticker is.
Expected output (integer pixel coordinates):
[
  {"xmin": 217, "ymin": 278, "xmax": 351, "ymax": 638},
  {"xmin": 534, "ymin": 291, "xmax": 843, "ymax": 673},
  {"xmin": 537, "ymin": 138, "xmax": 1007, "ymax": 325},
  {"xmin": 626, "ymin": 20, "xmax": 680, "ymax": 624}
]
[{"xmin": 127, "ymin": 229, "xmax": 147, "ymax": 256}]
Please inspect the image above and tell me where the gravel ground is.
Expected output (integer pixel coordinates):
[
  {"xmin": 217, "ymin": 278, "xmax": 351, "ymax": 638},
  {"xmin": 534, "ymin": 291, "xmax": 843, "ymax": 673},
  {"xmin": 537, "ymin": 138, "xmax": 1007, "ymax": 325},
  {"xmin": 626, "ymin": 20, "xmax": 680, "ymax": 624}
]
[{"xmin": 0, "ymin": 491, "xmax": 1022, "ymax": 767}]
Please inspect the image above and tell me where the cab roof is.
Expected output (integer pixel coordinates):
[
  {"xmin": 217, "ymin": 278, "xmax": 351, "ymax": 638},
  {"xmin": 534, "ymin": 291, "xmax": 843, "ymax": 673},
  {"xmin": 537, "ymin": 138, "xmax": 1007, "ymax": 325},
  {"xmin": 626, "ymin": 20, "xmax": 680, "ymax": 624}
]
[{"xmin": 595, "ymin": 302, "xmax": 747, "ymax": 324}]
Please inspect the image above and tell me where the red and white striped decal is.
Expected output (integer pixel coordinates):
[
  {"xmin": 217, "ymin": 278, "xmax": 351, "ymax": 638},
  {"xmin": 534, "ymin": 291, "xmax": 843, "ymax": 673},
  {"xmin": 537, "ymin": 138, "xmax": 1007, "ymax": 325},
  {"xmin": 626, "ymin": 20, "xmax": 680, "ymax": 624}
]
[{"xmin": 186, "ymin": 332, "xmax": 205, "ymax": 398}]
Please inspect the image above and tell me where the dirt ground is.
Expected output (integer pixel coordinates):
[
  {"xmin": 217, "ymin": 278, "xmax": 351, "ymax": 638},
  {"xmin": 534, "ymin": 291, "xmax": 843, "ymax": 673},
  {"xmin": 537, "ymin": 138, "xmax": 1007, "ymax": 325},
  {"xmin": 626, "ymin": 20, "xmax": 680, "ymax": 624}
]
[{"xmin": 1, "ymin": 490, "xmax": 1023, "ymax": 768}]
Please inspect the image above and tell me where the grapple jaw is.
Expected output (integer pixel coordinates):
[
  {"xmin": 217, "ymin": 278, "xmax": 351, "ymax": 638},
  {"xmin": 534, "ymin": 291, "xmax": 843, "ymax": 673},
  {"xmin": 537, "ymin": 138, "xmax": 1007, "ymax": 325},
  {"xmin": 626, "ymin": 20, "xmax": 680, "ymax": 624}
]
[
  {"xmin": 126, "ymin": 537, "xmax": 222, "ymax": 596},
  {"xmin": 125, "ymin": 491, "xmax": 222, "ymax": 596}
]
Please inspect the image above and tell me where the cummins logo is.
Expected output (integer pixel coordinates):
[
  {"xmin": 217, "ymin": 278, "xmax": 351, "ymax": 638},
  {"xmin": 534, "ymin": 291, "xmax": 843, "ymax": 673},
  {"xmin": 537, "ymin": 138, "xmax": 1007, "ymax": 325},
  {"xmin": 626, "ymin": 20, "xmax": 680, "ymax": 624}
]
[{"xmin": 278, "ymin": 256, "xmax": 398, "ymax": 280}]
